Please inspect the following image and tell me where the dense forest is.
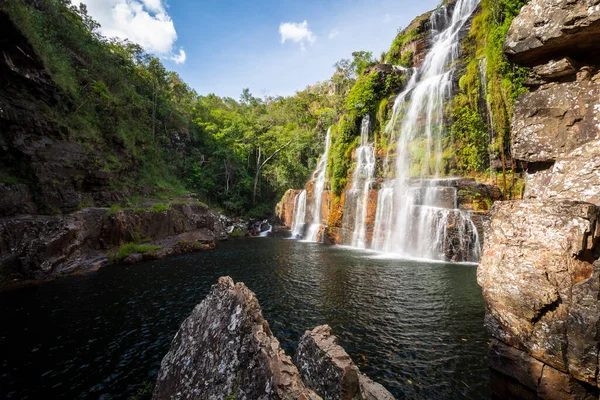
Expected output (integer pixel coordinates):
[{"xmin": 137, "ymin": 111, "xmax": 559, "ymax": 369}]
[{"xmin": 1, "ymin": 0, "xmax": 527, "ymax": 217}]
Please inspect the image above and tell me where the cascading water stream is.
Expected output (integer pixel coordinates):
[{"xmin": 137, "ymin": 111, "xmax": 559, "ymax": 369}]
[
  {"xmin": 304, "ymin": 128, "xmax": 332, "ymax": 242},
  {"xmin": 348, "ymin": 115, "xmax": 376, "ymax": 249},
  {"xmin": 290, "ymin": 190, "xmax": 307, "ymax": 238},
  {"xmin": 372, "ymin": 0, "xmax": 482, "ymax": 262}
]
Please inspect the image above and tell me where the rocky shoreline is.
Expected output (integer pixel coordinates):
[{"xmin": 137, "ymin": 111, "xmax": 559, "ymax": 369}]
[{"xmin": 0, "ymin": 201, "xmax": 229, "ymax": 287}]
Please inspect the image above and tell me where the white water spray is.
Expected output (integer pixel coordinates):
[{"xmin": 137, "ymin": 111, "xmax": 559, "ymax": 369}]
[
  {"xmin": 347, "ymin": 115, "xmax": 376, "ymax": 249},
  {"xmin": 290, "ymin": 190, "xmax": 307, "ymax": 238},
  {"xmin": 305, "ymin": 128, "xmax": 332, "ymax": 242},
  {"xmin": 372, "ymin": 0, "xmax": 482, "ymax": 262}
]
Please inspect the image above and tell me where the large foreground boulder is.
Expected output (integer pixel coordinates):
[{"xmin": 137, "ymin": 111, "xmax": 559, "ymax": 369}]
[
  {"xmin": 478, "ymin": 200, "xmax": 600, "ymax": 397},
  {"xmin": 295, "ymin": 325, "xmax": 394, "ymax": 400},
  {"xmin": 153, "ymin": 277, "xmax": 320, "ymax": 400},
  {"xmin": 154, "ymin": 278, "xmax": 396, "ymax": 400}
]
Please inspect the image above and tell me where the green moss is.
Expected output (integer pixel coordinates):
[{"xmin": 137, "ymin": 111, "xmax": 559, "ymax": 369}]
[
  {"xmin": 110, "ymin": 243, "xmax": 161, "ymax": 262},
  {"xmin": 104, "ymin": 204, "xmax": 123, "ymax": 219},
  {"xmin": 397, "ymin": 50, "xmax": 414, "ymax": 68},
  {"xmin": 228, "ymin": 227, "xmax": 248, "ymax": 238},
  {"xmin": 448, "ymin": 0, "xmax": 530, "ymax": 186},
  {"xmin": 328, "ymin": 119, "xmax": 358, "ymax": 195},
  {"xmin": 150, "ymin": 202, "xmax": 171, "ymax": 212},
  {"xmin": 387, "ymin": 28, "xmax": 419, "ymax": 65},
  {"xmin": 102, "ymin": 154, "xmax": 121, "ymax": 172}
]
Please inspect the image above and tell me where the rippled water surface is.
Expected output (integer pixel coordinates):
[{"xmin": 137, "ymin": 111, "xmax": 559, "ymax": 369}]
[{"xmin": 0, "ymin": 237, "xmax": 490, "ymax": 399}]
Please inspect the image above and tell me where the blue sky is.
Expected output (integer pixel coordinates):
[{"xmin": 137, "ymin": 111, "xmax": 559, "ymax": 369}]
[{"xmin": 78, "ymin": 0, "xmax": 439, "ymax": 99}]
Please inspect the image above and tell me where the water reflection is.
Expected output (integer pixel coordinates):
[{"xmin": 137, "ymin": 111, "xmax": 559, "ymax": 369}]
[{"xmin": 0, "ymin": 238, "xmax": 490, "ymax": 399}]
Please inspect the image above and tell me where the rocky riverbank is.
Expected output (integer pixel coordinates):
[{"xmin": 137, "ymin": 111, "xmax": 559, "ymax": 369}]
[
  {"xmin": 478, "ymin": 0, "xmax": 600, "ymax": 398},
  {"xmin": 0, "ymin": 201, "xmax": 230, "ymax": 287},
  {"xmin": 153, "ymin": 276, "xmax": 395, "ymax": 400}
]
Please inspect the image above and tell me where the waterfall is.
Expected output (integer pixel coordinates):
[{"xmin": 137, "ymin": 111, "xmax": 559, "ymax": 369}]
[
  {"xmin": 259, "ymin": 222, "xmax": 272, "ymax": 237},
  {"xmin": 347, "ymin": 115, "xmax": 376, "ymax": 249},
  {"xmin": 304, "ymin": 128, "xmax": 332, "ymax": 242},
  {"xmin": 291, "ymin": 190, "xmax": 307, "ymax": 238},
  {"xmin": 372, "ymin": 0, "xmax": 482, "ymax": 262},
  {"xmin": 478, "ymin": 57, "xmax": 496, "ymax": 182}
]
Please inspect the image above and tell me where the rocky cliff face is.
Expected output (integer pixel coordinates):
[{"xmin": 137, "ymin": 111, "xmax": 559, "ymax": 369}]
[
  {"xmin": 479, "ymin": 0, "xmax": 600, "ymax": 398},
  {"xmin": 0, "ymin": 202, "xmax": 227, "ymax": 284},
  {"xmin": 153, "ymin": 277, "xmax": 394, "ymax": 400},
  {"xmin": 277, "ymin": 189, "xmax": 301, "ymax": 228},
  {"xmin": 0, "ymin": 11, "xmax": 135, "ymax": 216}
]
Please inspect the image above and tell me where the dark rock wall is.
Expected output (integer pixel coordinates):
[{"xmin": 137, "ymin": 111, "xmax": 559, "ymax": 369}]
[{"xmin": 0, "ymin": 11, "xmax": 135, "ymax": 216}]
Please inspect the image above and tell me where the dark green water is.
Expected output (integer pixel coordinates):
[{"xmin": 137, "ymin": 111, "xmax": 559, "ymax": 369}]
[{"xmin": 0, "ymin": 237, "xmax": 490, "ymax": 399}]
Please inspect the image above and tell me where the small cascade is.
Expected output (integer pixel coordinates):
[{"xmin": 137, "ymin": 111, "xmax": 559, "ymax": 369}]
[
  {"xmin": 259, "ymin": 221, "xmax": 272, "ymax": 237},
  {"xmin": 346, "ymin": 115, "xmax": 376, "ymax": 249},
  {"xmin": 291, "ymin": 190, "xmax": 307, "ymax": 238},
  {"xmin": 478, "ymin": 57, "xmax": 496, "ymax": 182},
  {"xmin": 305, "ymin": 128, "xmax": 332, "ymax": 242},
  {"xmin": 371, "ymin": 0, "xmax": 482, "ymax": 262}
]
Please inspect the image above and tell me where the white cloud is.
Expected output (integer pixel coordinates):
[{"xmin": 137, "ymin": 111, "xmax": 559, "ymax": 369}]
[
  {"xmin": 279, "ymin": 20, "xmax": 316, "ymax": 51},
  {"xmin": 170, "ymin": 48, "xmax": 186, "ymax": 64},
  {"xmin": 383, "ymin": 14, "xmax": 392, "ymax": 24},
  {"xmin": 328, "ymin": 29, "xmax": 339, "ymax": 40},
  {"xmin": 75, "ymin": 0, "xmax": 185, "ymax": 63}
]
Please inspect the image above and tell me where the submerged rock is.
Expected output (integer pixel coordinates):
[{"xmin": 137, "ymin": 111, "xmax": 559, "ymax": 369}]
[
  {"xmin": 295, "ymin": 325, "xmax": 394, "ymax": 400},
  {"xmin": 153, "ymin": 277, "xmax": 320, "ymax": 400}
]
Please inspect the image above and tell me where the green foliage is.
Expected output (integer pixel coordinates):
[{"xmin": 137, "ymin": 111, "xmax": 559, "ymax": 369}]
[
  {"xmin": 328, "ymin": 118, "xmax": 358, "ymax": 195},
  {"xmin": 3, "ymin": 0, "xmax": 345, "ymax": 216},
  {"xmin": 228, "ymin": 227, "xmax": 248, "ymax": 238},
  {"xmin": 349, "ymin": 51, "xmax": 377, "ymax": 76},
  {"xmin": 345, "ymin": 72, "xmax": 381, "ymax": 120},
  {"xmin": 150, "ymin": 202, "xmax": 171, "ymax": 212},
  {"xmin": 110, "ymin": 243, "xmax": 161, "ymax": 262},
  {"xmin": 450, "ymin": 0, "xmax": 530, "ymax": 185},
  {"xmin": 397, "ymin": 50, "xmax": 414, "ymax": 68},
  {"xmin": 387, "ymin": 27, "xmax": 419, "ymax": 65},
  {"xmin": 451, "ymin": 105, "xmax": 488, "ymax": 172},
  {"xmin": 104, "ymin": 204, "xmax": 123, "ymax": 219},
  {"xmin": 0, "ymin": 171, "xmax": 22, "ymax": 185}
]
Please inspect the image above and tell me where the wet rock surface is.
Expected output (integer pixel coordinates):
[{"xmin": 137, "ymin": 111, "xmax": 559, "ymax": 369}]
[
  {"xmin": 153, "ymin": 276, "xmax": 320, "ymax": 400},
  {"xmin": 276, "ymin": 189, "xmax": 301, "ymax": 228},
  {"xmin": 0, "ymin": 202, "xmax": 226, "ymax": 283}
]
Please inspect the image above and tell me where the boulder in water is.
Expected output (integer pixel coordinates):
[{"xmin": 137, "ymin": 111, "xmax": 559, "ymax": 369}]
[
  {"xmin": 153, "ymin": 277, "xmax": 320, "ymax": 400},
  {"xmin": 294, "ymin": 325, "xmax": 395, "ymax": 400}
]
